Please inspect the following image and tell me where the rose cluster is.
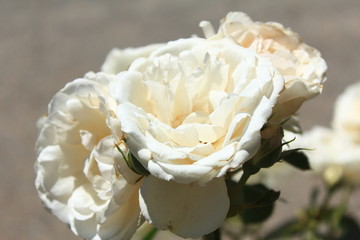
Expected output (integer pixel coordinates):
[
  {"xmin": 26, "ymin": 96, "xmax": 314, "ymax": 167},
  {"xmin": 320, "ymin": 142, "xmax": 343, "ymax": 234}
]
[{"xmin": 35, "ymin": 12, "xmax": 326, "ymax": 239}]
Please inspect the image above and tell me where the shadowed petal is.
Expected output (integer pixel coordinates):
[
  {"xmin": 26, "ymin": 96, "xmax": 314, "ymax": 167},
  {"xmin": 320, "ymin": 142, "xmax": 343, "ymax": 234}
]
[{"xmin": 139, "ymin": 176, "xmax": 229, "ymax": 238}]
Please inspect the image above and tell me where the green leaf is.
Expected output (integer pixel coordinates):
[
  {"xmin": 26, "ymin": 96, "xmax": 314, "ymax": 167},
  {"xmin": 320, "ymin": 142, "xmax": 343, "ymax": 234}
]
[
  {"xmin": 238, "ymin": 184, "xmax": 280, "ymax": 224},
  {"xmin": 280, "ymin": 149, "xmax": 311, "ymax": 170},
  {"xmin": 244, "ymin": 184, "xmax": 280, "ymax": 207},
  {"xmin": 240, "ymin": 201, "xmax": 275, "ymax": 224},
  {"xmin": 339, "ymin": 215, "xmax": 360, "ymax": 239}
]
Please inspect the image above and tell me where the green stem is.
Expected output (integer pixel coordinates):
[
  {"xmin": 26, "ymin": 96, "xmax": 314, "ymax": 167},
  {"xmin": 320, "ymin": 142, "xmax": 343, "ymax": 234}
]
[
  {"xmin": 231, "ymin": 170, "xmax": 251, "ymax": 198},
  {"xmin": 239, "ymin": 170, "xmax": 251, "ymax": 187},
  {"xmin": 227, "ymin": 170, "xmax": 252, "ymax": 217},
  {"xmin": 203, "ymin": 228, "xmax": 221, "ymax": 240}
]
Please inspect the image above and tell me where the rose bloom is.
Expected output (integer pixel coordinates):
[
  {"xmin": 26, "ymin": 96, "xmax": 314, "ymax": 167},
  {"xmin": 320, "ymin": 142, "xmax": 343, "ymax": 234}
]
[
  {"xmin": 36, "ymin": 33, "xmax": 287, "ymax": 239},
  {"xmin": 35, "ymin": 72, "xmax": 143, "ymax": 240},
  {"xmin": 109, "ymin": 37, "xmax": 284, "ymax": 237},
  {"xmin": 333, "ymin": 81, "xmax": 360, "ymax": 143},
  {"xmin": 111, "ymin": 37, "xmax": 284, "ymax": 184},
  {"xmin": 297, "ymin": 127, "xmax": 360, "ymax": 186},
  {"xmin": 101, "ymin": 43, "xmax": 164, "ymax": 74},
  {"xmin": 200, "ymin": 12, "xmax": 327, "ymax": 124},
  {"xmin": 293, "ymin": 82, "xmax": 360, "ymax": 185}
]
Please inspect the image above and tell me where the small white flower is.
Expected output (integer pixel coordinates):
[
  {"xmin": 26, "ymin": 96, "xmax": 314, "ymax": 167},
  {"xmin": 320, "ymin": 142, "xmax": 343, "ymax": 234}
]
[
  {"xmin": 296, "ymin": 82, "xmax": 360, "ymax": 185},
  {"xmin": 297, "ymin": 126, "xmax": 360, "ymax": 185},
  {"xmin": 333, "ymin": 81, "xmax": 360, "ymax": 143}
]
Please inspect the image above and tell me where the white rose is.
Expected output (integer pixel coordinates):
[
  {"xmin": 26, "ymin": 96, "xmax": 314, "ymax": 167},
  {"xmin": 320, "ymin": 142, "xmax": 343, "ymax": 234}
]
[
  {"xmin": 333, "ymin": 81, "xmax": 360, "ymax": 143},
  {"xmin": 109, "ymin": 37, "xmax": 284, "ymax": 237},
  {"xmin": 101, "ymin": 44, "xmax": 164, "ymax": 74},
  {"xmin": 200, "ymin": 12, "xmax": 327, "ymax": 124},
  {"xmin": 35, "ymin": 72, "xmax": 141, "ymax": 240},
  {"xmin": 111, "ymin": 37, "xmax": 284, "ymax": 184},
  {"xmin": 297, "ymin": 126, "xmax": 360, "ymax": 185},
  {"xmin": 297, "ymin": 81, "xmax": 360, "ymax": 185}
]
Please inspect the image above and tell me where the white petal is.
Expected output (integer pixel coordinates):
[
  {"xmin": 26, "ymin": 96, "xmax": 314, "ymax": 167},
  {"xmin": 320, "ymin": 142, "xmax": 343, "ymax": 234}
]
[
  {"xmin": 199, "ymin": 20, "xmax": 216, "ymax": 38},
  {"xmin": 139, "ymin": 176, "xmax": 229, "ymax": 238},
  {"xmin": 101, "ymin": 44, "xmax": 164, "ymax": 74},
  {"xmin": 152, "ymin": 161, "xmax": 213, "ymax": 184},
  {"xmin": 70, "ymin": 215, "xmax": 97, "ymax": 239},
  {"xmin": 80, "ymin": 130, "xmax": 97, "ymax": 151},
  {"xmin": 97, "ymin": 192, "xmax": 141, "ymax": 240}
]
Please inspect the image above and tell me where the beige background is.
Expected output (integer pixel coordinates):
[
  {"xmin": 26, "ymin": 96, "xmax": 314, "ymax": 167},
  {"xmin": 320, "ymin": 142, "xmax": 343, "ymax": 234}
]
[{"xmin": 1, "ymin": 0, "xmax": 360, "ymax": 239}]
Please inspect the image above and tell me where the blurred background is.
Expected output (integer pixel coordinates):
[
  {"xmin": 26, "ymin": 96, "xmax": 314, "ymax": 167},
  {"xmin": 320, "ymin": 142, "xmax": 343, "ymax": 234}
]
[{"xmin": 1, "ymin": 0, "xmax": 360, "ymax": 239}]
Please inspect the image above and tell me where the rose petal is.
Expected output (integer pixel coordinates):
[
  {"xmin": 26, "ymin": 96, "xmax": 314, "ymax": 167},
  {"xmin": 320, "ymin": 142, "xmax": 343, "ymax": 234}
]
[
  {"xmin": 139, "ymin": 176, "xmax": 229, "ymax": 238},
  {"xmin": 101, "ymin": 44, "xmax": 164, "ymax": 74},
  {"xmin": 97, "ymin": 192, "xmax": 141, "ymax": 240}
]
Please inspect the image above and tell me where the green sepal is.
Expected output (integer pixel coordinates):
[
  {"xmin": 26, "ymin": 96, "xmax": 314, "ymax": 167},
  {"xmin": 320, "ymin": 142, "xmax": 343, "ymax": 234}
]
[
  {"xmin": 249, "ymin": 126, "xmax": 286, "ymax": 169},
  {"xmin": 114, "ymin": 143, "xmax": 150, "ymax": 176},
  {"xmin": 142, "ymin": 226, "xmax": 158, "ymax": 240},
  {"xmin": 253, "ymin": 143, "xmax": 283, "ymax": 169},
  {"xmin": 128, "ymin": 152, "xmax": 150, "ymax": 176}
]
